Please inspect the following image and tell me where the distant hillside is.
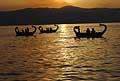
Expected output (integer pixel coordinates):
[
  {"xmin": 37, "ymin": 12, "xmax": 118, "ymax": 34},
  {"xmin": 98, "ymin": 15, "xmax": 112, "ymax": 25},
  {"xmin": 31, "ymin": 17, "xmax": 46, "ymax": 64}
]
[{"xmin": 0, "ymin": 6, "xmax": 120, "ymax": 25}]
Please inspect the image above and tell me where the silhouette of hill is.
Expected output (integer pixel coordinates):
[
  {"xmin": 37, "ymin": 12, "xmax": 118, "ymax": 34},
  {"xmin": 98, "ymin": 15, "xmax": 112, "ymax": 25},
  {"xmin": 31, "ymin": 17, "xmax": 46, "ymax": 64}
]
[
  {"xmin": 61, "ymin": 5, "xmax": 81, "ymax": 9},
  {"xmin": 0, "ymin": 6, "xmax": 120, "ymax": 25}
]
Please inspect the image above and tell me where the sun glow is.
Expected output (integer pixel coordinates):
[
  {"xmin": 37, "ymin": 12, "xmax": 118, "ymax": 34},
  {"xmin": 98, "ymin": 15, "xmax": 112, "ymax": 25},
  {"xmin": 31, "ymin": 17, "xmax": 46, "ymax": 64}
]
[
  {"xmin": 64, "ymin": 0, "xmax": 75, "ymax": 3},
  {"xmin": 54, "ymin": 0, "xmax": 74, "ymax": 5},
  {"xmin": 0, "ymin": 0, "xmax": 120, "ymax": 11}
]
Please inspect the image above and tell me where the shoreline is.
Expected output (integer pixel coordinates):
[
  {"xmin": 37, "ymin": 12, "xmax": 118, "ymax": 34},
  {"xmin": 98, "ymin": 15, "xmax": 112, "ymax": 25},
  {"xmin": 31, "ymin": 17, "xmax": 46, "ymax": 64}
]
[{"xmin": 0, "ymin": 21, "xmax": 120, "ymax": 26}]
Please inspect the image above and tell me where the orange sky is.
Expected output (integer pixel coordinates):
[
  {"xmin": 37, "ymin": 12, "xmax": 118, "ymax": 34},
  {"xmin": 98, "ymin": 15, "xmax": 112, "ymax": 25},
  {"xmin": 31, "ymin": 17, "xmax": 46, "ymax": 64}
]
[{"xmin": 0, "ymin": 0, "xmax": 120, "ymax": 11}]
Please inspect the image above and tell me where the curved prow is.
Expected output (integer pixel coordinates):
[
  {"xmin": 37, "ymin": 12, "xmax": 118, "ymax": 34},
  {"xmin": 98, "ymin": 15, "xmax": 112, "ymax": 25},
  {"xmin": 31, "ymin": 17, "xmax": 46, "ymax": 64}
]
[
  {"xmin": 73, "ymin": 26, "xmax": 80, "ymax": 33},
  {"xmin": 99, "ymin": 24, "xmax": 107, "ymax": 34},
  {"xmin": 54, "ymin": 24, "xmax": 57, "ymax": 26},
  {"xmin": 31, "ymin": 25, "xmax": 37, "ymax": 33},
  {"xmin": 15, "ymin": 27, "xmax": 19, "ymax": 33},
  {"xmin": 55, "ymin": 24, "xmax": 59, "ymax": 31},
  {"xmin": 38, "ymin": 26, "xmax": 43, "ymax": 33},
  {"xmin": 38, "ymin": 26, "xmax": 42, "ymax": 30}
]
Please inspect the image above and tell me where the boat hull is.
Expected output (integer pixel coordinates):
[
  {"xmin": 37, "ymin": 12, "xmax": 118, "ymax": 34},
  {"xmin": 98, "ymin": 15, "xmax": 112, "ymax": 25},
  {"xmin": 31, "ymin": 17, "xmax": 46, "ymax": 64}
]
[
  {"xmin": 16, "ymin": 32, "xmax": 34, "ymax": 36},
  {"xmin": 74, "ymin": 24, "xmax": 107, "ymax": 38},
  {"xmin": 75, "ymin": 32, "xmax": 104, "ymax": 38},
  {"xmin": 39, "ymin": 24, "xmax": 59, "ymax": 33},
  {"xmin": 15, "ymin": 26, "xmax": 36, "ymax": 36}
]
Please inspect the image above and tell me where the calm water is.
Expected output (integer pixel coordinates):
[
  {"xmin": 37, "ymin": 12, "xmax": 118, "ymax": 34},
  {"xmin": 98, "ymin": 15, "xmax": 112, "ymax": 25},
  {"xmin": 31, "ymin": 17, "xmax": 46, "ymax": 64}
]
[{"xmin": 0, "ymin": 23, "xmax": 120, "ymax": 81}]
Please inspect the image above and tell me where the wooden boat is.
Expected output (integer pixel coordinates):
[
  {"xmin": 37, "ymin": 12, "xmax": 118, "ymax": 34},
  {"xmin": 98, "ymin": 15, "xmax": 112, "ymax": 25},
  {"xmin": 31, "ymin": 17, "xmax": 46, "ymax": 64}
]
[
  {"xmin": 15, "ymin": 26, "xmax": 37, "ymax": 36},
  {"xmin": 39, "ymin": 24, "xmax": 59, "ymax": 33},
  {"xmin": 73, "ymin": 24, "xmax": 107, "ymax": 38}
]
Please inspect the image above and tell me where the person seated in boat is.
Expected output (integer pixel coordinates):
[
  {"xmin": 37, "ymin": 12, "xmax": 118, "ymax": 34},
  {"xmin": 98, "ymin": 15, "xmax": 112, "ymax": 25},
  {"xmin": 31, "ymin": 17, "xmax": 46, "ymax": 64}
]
[
  {"xmin": 41, "ymin": 27, "xmax": 43, "ymax": 31},
  {"xmin": 86, "ymin": 28, "xmax": 90, "ymax": 34},
  {"xmin": 41, "ymin": 28, "xmax": 44, "ymax": 31},
  {"xmin": 22, "ymin": 29, "xmax": 25, "ymax": 34},
  {"xmin": 76, "ymin": 26, "xmax": 80, "ymax": 33},
  {"xmin": 39, "ymin": 26, "xmax": 43, "ymax": 31},
  {"xmin": 25, "ymin": 27, "xmax": 29, "ymax": 33},
  {"xmin": 15, "ymin": 27, "xmax": 20, "ymax": 33},
  {"xmin": 50, "ymin": 27, "xmax": 52, "ymax": 31},
  {"xmin": 46, "ymin": 28, "xmax": 49, "ymax": 32},
  {"xmin": 26, "ymin": 27, "xmax": 29, "ymax": 33},
  {"xmin": 91, "ymin": 28, "xmax": 96, "ymax": 34}
]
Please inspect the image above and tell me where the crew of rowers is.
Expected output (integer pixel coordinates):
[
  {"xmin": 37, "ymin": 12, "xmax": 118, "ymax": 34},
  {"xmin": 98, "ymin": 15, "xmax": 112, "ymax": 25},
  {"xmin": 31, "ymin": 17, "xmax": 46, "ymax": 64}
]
[
  {"xmin": 39, "ymin": 26, "xmax": 54, "ymax": 31},
  {"xmin": 21, "ymin": 27, "xmax": 29, "ymax": 33},
  {"xmin": 86, "ymin": 28, "xmax": 96, "ymax": 34},
  {"xmin": 15, "ymin": 27, "xmax": 30, "ymax": 33},
  {"xmin": 78, "ymin": 27, "xmax": 96, "ymax": 34},
  {"xmin": 16, "ymin": 25, "xmax": 36, "ymax": 33},
  {"xmin": 76, "ymin": 26, "xmax": 96, "ymax": 34}
]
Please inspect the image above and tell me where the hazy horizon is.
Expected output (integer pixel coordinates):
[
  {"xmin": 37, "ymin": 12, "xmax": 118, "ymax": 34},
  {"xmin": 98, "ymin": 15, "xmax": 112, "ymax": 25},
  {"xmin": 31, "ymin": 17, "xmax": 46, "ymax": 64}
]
[
  {"xmin": 0, "ymin": 0, "xmax": 120, "ymax": 11},
  {"xmin": 0, "ymin": 5, "xmax": 120, "ymax": 12}
]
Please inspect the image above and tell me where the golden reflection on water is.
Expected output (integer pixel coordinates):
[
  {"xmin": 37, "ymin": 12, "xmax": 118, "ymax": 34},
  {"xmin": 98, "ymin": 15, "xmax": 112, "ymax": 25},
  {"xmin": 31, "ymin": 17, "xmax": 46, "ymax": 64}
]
[
  {"xmin": 0, "ymin": 23, "xmax": 120, "ymax": 81},
  {"xmin": 60, "ymin": 24, "xmax": 67, "ymax": 31}
]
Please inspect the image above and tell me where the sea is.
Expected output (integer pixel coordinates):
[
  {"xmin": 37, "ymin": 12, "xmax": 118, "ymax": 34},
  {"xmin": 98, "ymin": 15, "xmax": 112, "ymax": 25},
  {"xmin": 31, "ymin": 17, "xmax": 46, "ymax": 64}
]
[{"xmin": 0, "ymin": 23, "xmax": 120, "ymax": 81}]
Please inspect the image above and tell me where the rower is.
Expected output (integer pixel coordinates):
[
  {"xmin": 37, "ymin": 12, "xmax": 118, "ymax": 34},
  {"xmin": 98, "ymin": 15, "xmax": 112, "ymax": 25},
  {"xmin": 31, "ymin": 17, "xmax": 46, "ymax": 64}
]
[
  {"xmin": 91, "ymin": 28, "xmax": 96, "ymax": 33},
  {"xmin": 86, "ymin": 28, "xmax": 90, "ymax": 34}
]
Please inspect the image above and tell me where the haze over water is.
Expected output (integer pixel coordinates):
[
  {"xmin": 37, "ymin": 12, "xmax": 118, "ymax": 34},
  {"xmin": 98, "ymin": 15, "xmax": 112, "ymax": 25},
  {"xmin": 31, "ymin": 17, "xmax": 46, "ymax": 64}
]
[{"xmin": 0, "ymin": 23, "xmax": 120, "ymax": 81}]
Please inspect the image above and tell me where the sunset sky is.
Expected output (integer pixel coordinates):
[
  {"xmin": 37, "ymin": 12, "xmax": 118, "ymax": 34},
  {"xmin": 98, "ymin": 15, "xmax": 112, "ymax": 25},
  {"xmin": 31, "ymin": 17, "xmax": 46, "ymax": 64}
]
[{"xmin": 0, "ymin": 0, "xmax": 120, "ymax": 11}]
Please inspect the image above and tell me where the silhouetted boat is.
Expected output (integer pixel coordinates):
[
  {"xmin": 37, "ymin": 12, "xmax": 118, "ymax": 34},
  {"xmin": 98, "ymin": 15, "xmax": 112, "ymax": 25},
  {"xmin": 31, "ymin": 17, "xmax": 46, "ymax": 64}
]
[
  {"xmin": 15, "ymin": 26, "xmax": 37, "ymax": 36},
  {"xmin": 39, "ymin": 24, "xmax": 59, "ymax": 33},
  {"xmin": 74, "ymin": 24, "xmax": 107, "ymax": 38}
]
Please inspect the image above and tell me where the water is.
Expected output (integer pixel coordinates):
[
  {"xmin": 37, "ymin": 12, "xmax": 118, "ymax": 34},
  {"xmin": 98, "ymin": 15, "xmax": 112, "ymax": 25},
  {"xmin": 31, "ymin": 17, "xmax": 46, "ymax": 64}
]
[{"xmin": 0, "ymin": 23, "xmax": 120, "ymax": 81}]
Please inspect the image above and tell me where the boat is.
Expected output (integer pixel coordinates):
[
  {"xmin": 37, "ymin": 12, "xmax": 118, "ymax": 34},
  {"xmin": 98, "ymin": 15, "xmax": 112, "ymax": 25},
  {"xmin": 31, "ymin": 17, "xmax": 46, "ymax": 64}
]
[
  {"xmin": 73, "ymin": 24, "xmax": 107, "ymax": 38},
  {"xmin": 39, "ymin": 24, "xmax": 59, "ymax": 33},
  {"xmin": 15, "ymin": 26, "xmax": 37, "ymax": 36}
]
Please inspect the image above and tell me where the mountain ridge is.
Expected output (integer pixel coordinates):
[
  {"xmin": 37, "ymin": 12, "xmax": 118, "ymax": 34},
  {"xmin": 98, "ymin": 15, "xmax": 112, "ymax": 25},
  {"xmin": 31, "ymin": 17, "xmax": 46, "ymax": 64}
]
[{"xmin": 0, "ymin": 6, "xmax": 120, "ymax": 25}]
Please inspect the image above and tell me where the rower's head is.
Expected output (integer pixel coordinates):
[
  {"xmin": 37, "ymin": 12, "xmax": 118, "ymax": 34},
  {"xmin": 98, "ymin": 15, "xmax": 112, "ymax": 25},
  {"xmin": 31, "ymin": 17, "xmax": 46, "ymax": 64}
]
[{"xmin": 15, "ymin": 27, "xmax": 18, "ymax": 29}]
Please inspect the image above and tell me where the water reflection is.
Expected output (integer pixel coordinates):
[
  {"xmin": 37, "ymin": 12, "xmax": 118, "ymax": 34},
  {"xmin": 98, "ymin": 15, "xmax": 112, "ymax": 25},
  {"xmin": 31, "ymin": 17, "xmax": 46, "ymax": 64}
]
[{"xmin": 0, "ymin": 23, "xmax": 120, "ymax": 81}]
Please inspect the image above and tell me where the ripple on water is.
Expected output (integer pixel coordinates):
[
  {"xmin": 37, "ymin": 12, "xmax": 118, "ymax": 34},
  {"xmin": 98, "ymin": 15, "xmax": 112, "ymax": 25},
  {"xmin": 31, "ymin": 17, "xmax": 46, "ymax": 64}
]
[
  {"xmin": 0, "ymin": 24, "xmax": 120, "ymax": 81},
  {"xmin": 65, "ymin": 45, "xmax": 85, "ymax": 49},
  {"xmin": 0, "ymin": 72, "xmax": 22, "ymax": 76},
  {"xmin": 13, "ymin": 80, "xmax": 27, "ymax": 81}
]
